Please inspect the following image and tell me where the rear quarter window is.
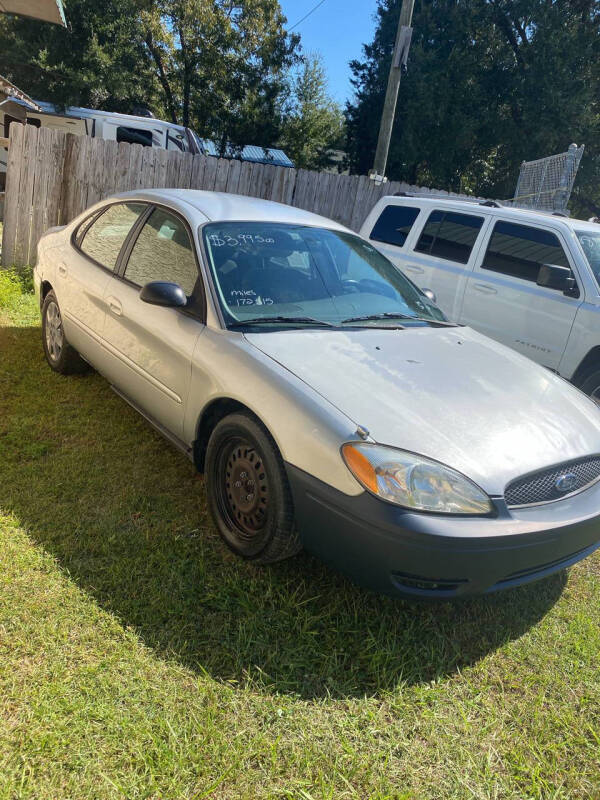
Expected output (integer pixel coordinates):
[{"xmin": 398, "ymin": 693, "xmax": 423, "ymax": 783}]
[{"xmin": 369, "ymin": 205, "xmax": 420, "ymax": 248}]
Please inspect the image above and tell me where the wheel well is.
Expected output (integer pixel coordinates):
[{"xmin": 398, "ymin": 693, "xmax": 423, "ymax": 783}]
[
  {"xmin": 194, "ymin": 398, "xmax": 256, "ymax": 473},
  {"xmin": 571, "ymin": 347, "xmax": 600, "ymax": 387},
  {"xmin": 40, "ymin": 280, "xmax": 53, "ymax": 306}
]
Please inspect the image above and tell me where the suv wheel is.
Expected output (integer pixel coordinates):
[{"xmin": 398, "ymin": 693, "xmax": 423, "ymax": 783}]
[
  {"xmin": 578, "ymin": 367, "xmax": 600, "ymax": 406},
  {"xmin": 42, "ymin": 291, "xmax": 89, "ymax": 374},
  {"xmin": 205, "ymin": 412, "xmax": 302, "ymax": 563}
]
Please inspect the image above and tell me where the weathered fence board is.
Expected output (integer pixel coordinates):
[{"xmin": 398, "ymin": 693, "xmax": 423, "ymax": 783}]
[{"xmin": 1, "ymin": 125, "xmax": 481, "ymax": 267}]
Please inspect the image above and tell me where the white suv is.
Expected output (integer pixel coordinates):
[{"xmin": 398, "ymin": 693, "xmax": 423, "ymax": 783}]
[{"xmin": 361, "ymin": 196, "xmax": 600, "ymax": 400}]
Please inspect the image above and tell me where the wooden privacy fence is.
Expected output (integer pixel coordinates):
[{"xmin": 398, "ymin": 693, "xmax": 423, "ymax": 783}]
[{"xmin": 1, "ymin": 124, "xmax": 476, "ymax": 266}]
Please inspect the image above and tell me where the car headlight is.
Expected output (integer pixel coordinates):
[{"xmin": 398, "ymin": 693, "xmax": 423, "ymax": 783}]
[{"xmin": 342, "ymin": 443, "xmax": 493, "ymax": 515}]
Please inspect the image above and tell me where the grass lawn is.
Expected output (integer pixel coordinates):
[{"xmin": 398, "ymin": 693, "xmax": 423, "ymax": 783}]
[{"xmin": 1, "ymin": 269, "xmax": 600, "ymax": 799}]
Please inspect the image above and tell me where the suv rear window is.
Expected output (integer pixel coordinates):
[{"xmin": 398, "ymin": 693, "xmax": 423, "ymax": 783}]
[
  {"xmin": 414, "ymin": 210, "xmax": 484, "ymax": 264},
  {"xmin": 370, "ymin": 205, "xmax": 420, "ymax": 248},
  {"xmin": 483, "ymin": 221, "xmax": 569, "ymax": 282}
]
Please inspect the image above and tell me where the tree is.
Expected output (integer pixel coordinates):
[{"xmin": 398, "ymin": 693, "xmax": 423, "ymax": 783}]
[
  {"xmin": 0, "ymin": 0, "xmax": 300, "ymax": 150},
  {"xmin": 346, "ymin": 0, "xmax": 600, "ymax": 214},
  {"xmin": 0, "ymin": 0, "xmax": 160, "ymax": 113},
  {"xmin": 141, "ymin": 0, "xmax": 299, "ymax": 149},
  {"xmin": 279, "ymin": 52, "xmax": 345, "ymax": 170}
]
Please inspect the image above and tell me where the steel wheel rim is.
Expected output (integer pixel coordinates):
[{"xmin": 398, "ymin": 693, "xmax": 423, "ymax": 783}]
[
  {"xmin": 45, "ymin": 301, "xmax": 64, "ymax": 362},
  {"xmin": 216, "ymin": 436, "xmax": 270, "ymax": 549}
]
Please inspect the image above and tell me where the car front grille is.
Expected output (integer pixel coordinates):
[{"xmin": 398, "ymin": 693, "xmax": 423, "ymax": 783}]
[{"xmin": 504, "ymin": 456, "xmax": 600, "ymax": 508}]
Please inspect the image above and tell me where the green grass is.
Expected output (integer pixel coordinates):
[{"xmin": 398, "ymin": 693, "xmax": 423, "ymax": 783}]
[{"xmin": 0, "ymin": 270, "xmax": 600, "ymax": 799}]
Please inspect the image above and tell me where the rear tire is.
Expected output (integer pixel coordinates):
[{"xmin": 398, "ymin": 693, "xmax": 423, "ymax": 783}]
[
  {"xmin": 205, "ymin": 412, "xmax": 302, "ymax": 564},
  {"xmin": 42, "ymin": 290, "xmax": 89, "ymax": 375}
]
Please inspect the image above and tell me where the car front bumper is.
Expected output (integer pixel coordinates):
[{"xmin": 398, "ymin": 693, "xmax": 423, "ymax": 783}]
[{"xmin": 285, "ymin": 463, "xmax": 600, "ymax": 598}]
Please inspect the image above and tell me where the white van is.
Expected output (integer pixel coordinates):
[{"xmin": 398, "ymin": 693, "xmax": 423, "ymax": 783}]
[
  {"xmin": 0, "ymin": 101, "xmax": 201, "ymax": 185},
  {"xmin": 361, "ymin": 196, "xmax": 600, "ymax": 400},
  {"xmin": 0, "ymin": 99, "xmax": 293, "ymax": 193}
]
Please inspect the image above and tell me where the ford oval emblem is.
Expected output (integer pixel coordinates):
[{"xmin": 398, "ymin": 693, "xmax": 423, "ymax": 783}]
[{"xmin": 555, "ymin": 472, "xmax": 578, "ymax": 494}]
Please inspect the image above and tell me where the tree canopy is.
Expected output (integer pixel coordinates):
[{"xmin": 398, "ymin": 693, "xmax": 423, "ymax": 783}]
[
  {"xmin": 0, "ymin": 0, "xmax": 300, "ymax": 151},
  {"xmin": 279, "ymin": 53, "xmax": 345, "ymax": 170},
  {"xmin": 346, "ymin": 0, "xmax": 600, "ymax": 214}
]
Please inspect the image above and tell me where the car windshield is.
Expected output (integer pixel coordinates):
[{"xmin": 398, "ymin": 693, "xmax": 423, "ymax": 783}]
[
  {"xmin": 577, "ymin": 231, "xmax": 600, "ymax": 288},
  {"xmin": 202, "ymin": 222, "xmax": 446, "ymax": 328}
]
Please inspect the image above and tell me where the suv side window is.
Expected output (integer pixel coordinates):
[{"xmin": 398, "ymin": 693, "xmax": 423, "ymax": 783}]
[
  {"xmin": 80, "ymin": 203, "xmax": 146, "ymax": 270},
  {"xmin": 370, "ymin": 205, "xmax": 420, "ymax": 248},
  {"xmin": 414, "ymin": 210, "xmax": 484, "ymax": 264},
  {"xmin": 123, "ymin": 207, "xmax": 198, "ymax": 295},
  {"xmin": 483, "ymin": 221, "xmax": 569, "ymax": 283}
]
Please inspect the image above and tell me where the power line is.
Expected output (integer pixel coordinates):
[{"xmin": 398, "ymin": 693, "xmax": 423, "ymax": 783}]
[{"xmin": 288, "ymin": 0, "xmax": 328, "ymax": 31}]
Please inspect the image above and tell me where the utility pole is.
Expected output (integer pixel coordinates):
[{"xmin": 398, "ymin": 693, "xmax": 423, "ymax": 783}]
[{"xmin": 371, "ymin": 0, "xmax": 415, "ymax": 183}]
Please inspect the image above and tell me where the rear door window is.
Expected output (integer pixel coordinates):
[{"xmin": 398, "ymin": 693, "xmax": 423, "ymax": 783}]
[
  {"xmin": 369, "ymin": 205, "xmax": 420, "ymax": 247},
  {"xmin": 482, "ymin": 220, "xmax": 569, "ymax": 282},
  {"xmin": 414, "ymin": 210, "xmax": 484, "ymax": 264},
  {"xmin": 80, "ymin": 203, "xmax": 145, "ymax": 270}
]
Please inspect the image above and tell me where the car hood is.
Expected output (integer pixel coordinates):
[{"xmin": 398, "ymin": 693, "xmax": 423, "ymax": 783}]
[{"xmin": 245, "ymin": 326, "xmax": 600, "ymax": 495}]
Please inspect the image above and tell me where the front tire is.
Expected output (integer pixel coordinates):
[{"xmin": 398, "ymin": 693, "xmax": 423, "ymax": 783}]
[
  {"xmin": 578, "ymin": 367, "xmax": 600, "ymax": 405},
  {"xmin": 42, "ymin": 291, "xmax": 89, "ymax": 374},
  {"xmin": 205, "ymin": 412, "xmax": 302, "ymax": 564}
]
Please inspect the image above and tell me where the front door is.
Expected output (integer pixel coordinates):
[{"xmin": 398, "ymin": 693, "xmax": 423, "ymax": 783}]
[
  {"xmin": 101, "ymin": 206, "xmax": 205, "ymax": 439},
  {"xmin": 459, "ymin": 219, "xmax": 582, "ymax": 370}
]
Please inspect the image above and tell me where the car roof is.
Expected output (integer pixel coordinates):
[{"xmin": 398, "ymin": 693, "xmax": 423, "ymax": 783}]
[
  {"xmin": 113, "ymin": 188, "xmax": 350, "ymax": 230},
  {"xmin": 379, "ymin": 195, "xmax": 600, "ymax": 233}
]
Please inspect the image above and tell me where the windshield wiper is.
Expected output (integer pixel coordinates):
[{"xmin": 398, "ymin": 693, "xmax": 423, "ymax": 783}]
[
  {"xmin": 340, "ymin": 313, "xmax": 405, "ymax": 327},
  {"xmin": 341, "ymin": 312, "xmax": 457, "ymax": 327},
  {"xmin": 228, "ymin": 315, "xmax": 335, "ymax": 328}
]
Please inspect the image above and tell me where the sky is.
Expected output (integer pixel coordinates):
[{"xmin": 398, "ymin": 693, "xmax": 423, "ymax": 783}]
[{"xmin": 278, "ymin": 0, "xmax": 379, "ymax": 106}]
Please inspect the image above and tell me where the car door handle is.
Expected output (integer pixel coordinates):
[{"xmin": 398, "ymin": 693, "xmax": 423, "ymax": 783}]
[
  {"xmin": 405, "ymin": 265, "xmax": 424, "ymax": 274},
  {"xmin": 58, "ymin": 263, "xmax": 68, "ymax": 277},
  {"xmin": 473, "ymin": 283, "xmax": 497, "ymax": 295},
  {"xmin": 106, "ymin": 296, "xmax": 123, "ymax": 316}
]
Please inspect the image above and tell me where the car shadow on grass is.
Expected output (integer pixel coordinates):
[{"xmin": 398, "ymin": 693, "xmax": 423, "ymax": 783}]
[{"xmin": 0, "ymin": 324, "xmax": 567, "ymax": 700}]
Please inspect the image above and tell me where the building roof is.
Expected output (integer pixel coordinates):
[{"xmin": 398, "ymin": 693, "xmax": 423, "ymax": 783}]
[
  {"xmin": 0, "ymin": 0, "xmax": 66, "ymax": 25},
  {"xmin": 0, "ymin": 76, "xmax": 41, "ymax": 110},
  {"xmin": 199, "ymin": 139, "xmax": 294, "ymax": 168}
]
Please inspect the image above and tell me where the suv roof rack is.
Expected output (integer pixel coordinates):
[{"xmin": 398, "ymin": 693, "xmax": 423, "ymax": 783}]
[{"xmin": 392, "ymin": 193, "xmax": 505, "ymax": 207}]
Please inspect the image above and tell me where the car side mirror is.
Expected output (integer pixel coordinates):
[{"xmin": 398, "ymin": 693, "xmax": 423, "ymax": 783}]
[
  {"xmin": 536, "ymin": 264, "xmax": 579, "ymax": 297},
  {"xmin": 139, "ymin": 281, "xmax": 187, "ymax": 308},
  {"xmin": 422, "ymin": 288, "xmax": 437, "ymax": 304}
]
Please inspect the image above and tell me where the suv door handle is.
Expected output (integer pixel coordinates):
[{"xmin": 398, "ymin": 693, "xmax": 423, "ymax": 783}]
[
  {"xmin": 405, "ymin": 264, "xmax": 424, "ymax": 274},
  {"xmin": 58, "ymin": 263, "xmax": 68, "ymax": 277},
  {"xmin": 106, "ymin": 296, "xmax": 123, "ymax": 316},
  {"xmin": 473, "ymin": 282, "xmax": 497, "ymax": 295}
]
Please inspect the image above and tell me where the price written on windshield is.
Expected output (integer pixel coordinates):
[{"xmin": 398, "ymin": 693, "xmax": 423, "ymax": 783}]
[{"xmin": 208, "ymin": 233, "xmax": 275, "ymax": 248}]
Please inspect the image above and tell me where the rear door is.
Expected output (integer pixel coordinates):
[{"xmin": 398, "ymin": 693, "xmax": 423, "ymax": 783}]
[
  {"xmin": 408, "ymin": 209, "xmax": 488, "ymax": 319},
  {"xmin": 101, "ymin": 205, "xmax": 205, "ymax": 439},
  {"xmin": 459, "ymin": 219, "xmax": 583, "ymax": 369},
  {"xmin": 59, "ymin": 202, "xmax": 147, "ymax": 369}
]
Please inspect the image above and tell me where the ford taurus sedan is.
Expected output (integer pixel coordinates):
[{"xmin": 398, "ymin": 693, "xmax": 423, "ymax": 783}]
[{"xmin": 34, "ymin": 189, "xmax": 600, "ymax": 598}]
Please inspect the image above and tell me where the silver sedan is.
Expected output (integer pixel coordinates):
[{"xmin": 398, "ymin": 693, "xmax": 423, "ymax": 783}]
[{"xmin": 33, "ymin": 189, "xmax": 600, "ymax": 598}]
